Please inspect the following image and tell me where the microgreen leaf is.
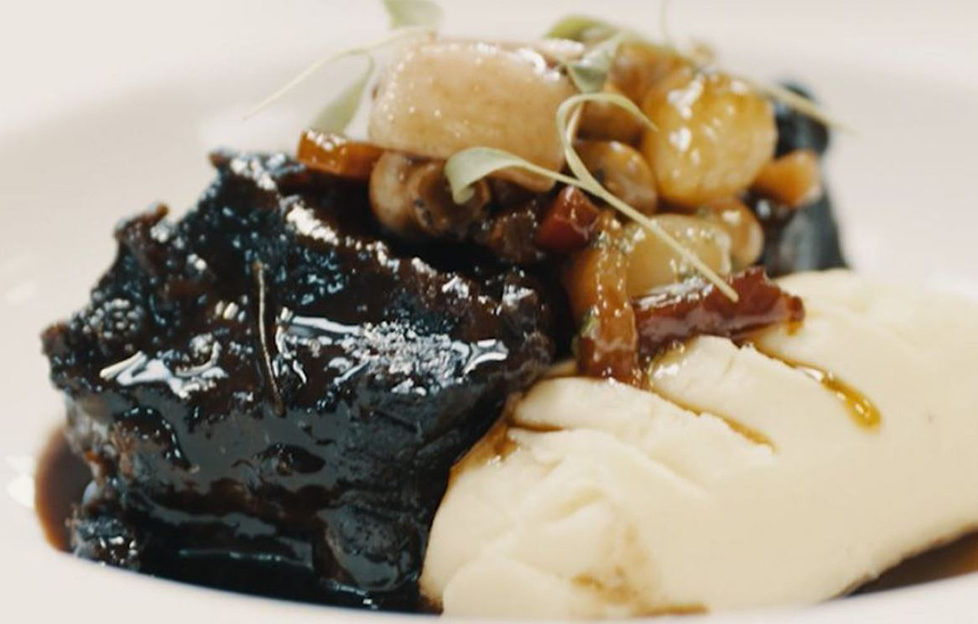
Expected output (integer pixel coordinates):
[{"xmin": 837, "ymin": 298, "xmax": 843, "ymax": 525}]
[
  {"xmin": 382, "ymin": 0, "xmax": 444, "ymax": 29},
  {"xmin": 560, "ymin": 92, "xmax": 656, "ymax": 132},
  {"xmin": 444, "ymin": 147, "xmax": 580, "ymax": 205},
  {"xmin": 565, "ymin": 31, "xmax": 628, "ymax": 93},
  {"xmin": 545, "ymin": 15, "xmax": 618, "ymax": 42},
  {"xmin": 308, "ymin": 55, "xmax": 375, "ymax": 132},
  {"xmin": 551, "ymin": 13, "xmax": 847, "ymax": 129},
  {"xmin": 445, "ymin": 90, "xmax": 736, "ymax": 301}
]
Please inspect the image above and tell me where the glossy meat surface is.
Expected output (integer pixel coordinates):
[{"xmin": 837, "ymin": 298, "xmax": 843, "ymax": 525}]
[{"xmin": 41, "ymin": 152, "xmax": 554, "ymax": 609}]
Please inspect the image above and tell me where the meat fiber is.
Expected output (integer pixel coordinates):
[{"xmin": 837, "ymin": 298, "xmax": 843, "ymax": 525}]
[{"xmin": 41, "ymin": 151, "xmax": 555, "ymax": 609}]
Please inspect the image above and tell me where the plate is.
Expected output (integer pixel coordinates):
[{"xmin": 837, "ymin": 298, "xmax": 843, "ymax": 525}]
[{"xmin": 2, "ymin": 1, "xmax": 977, "ymax": 621}]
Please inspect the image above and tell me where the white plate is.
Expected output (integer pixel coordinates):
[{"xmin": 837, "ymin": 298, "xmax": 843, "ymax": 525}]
[{"xmin": 2, "ymin": 1, "xmax": 977, "ymax": 621}]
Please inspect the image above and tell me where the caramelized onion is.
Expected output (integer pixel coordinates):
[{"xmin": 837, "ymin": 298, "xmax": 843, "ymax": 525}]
[
  {"xmin": 751, "ymin": 149, "xmax": 823, "ymax": 208},
  {"xmin": 563, "ymin": 214, "xmax": 640, "ymax": 383},
  {"xmin": 297, "ymin": 129, "xmax": 384, "ymax": 181},
  {"xmin": 698, "ymin": 197, "xmax": 765, "ymax": 270},
  {"xmin": 634, "ymin": 267, "xmax": 804, "ymax": 359}
]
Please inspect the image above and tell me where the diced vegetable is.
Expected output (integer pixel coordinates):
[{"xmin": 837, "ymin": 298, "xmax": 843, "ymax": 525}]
[
  {"xmin": 634, "ymin": 267, "xmax": 804, "ymax": 358},
  {"xmin": 751, "ymin": 149, "xmax": 822, "ymax": 208},
  {"xmin": 563, "ymin": 214, "xmax": 640, "ymax": 383},
  {"xmin": 535, "ymin": 186, "xmax": 601, "ymax": 254},
  {"xmin": 296, "ymin": 129, "xmax": 384, "ymax": 181}
]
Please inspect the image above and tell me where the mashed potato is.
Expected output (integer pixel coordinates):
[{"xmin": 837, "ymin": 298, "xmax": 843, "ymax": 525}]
[{"xmin": 421, "ymin": 271, "xmax": 978, "ymax": 618}]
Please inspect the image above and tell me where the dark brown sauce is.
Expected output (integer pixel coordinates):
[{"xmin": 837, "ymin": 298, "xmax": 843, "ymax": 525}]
[
  {"xmin": 793, "ymin": 363, "xmax": 881, "ymax": 430},
  {"xmin": 860, "ymin": 532, "xmax": 978, "ymax": 593},
  {"xmin": 746, "ymin": 342, "xmax": 881, "ymax": 431},
  {"xmin": 36, "ymin": 429, "xmax": 978, "ymax": 603},
  {"xmin": 34, "ymin": 427, "xmax": 90, "ymax": 552}
]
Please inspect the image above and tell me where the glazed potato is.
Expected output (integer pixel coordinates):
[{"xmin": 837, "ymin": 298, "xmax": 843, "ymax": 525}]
[
  {"xmin": 641, "ymin": 71, "xmax": 777, "ymax": 207},
  {"xmin": 369, "ymin": 40, "xmax": 577, "ymax": 192},
  {"xmin": 623, "ymin": 214, "xmax": 732, "ymax": 297}
]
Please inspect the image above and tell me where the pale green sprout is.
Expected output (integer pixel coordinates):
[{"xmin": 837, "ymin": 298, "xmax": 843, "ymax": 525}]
[
  {"xmin": 382, "ymin": 0, "xmax": 444, "ymax": 29},
  {"xmin": 544, "ymin": 12, "xmax": 847, "ymax": 130},
  {"xmin": 445, "ymin": 148, "xmax": 581, "ymax": 205},
  {"xmin": 308, "ymin": 55, "xmax": 376, "ymax": 132},
  {"xmin": 565, "ymin": 31, "xmax": 629, "ymax": 93},
  {"xmin": 445, "ymin": 91, "xmax": 739, "ymax": 301},
  {"xmin": 244, "ymin": 27, "xmax": 431, "ymax": 131},
  {"xmin": 545, "ymin": 15, "xmax": 619, "ymax": 41},
  {"xmin": 743, "ymin": 78, "xmax": 852, "ymax": 132}
]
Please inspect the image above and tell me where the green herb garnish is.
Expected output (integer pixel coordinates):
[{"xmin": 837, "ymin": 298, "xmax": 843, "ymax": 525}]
[
  {"xmin": 565, "ymin": 31, "xmax": 629, "ymax": 93},
  {"xmin": 545, "ymin": 15, "xmax": 619, "ymax": 42},
  {"xmin": 382, "ymin": 0, "xmax": 444, "ymax": 29},
  {"xmin": 445, "ymin": 91, "xmax": 738, "ymax": 301}
]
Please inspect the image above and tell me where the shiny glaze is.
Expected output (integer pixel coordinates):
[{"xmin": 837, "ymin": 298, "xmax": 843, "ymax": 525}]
[
  {"xmin": 634, "ymin": 267, "xmax": 805, "ymax": 359},
  {"xmin": 747, "ymin": 342, "xmax": 882, "ymax": 431},
  {"xmin": 648, "ymin": 344, "xmax": 775, "ymax": 449},
  {"xmin": 40, "ymin": 151, "xmax": 554, "ymax": 609}
]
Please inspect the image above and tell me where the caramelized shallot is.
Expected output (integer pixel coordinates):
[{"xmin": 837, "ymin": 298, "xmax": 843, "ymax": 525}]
[
  {"xmin": 535, "ymin": 186, "xmax": 601, "ymax": 255},
  {"xmin": 641, "ymin": 71, "xmax": 777, "ymax": 207},
  {"xmin": 634, "ymin": 267, "xmax": 804, "ymax": 359}
]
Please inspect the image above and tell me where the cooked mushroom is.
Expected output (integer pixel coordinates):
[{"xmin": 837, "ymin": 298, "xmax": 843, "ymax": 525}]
[
  {"xmin": 578, "ymin": 84, "xmax": 647, "ymax": 145},
  {"xmin": 369, "ymin": 151, "xmax": 490, "ymax": 241}
]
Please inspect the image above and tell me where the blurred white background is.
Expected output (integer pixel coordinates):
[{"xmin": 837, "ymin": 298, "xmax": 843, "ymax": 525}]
[{"xmin": 2, "ymin": 0, "xmax": 976, "ymax": 133}]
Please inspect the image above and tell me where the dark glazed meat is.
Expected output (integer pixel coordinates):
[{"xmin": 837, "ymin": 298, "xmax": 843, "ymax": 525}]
[
  {"xmin": 773, "ymin": 83, "xmax": 831, "ymax": 158},
  {"xmin": 754, "ymin": 193, "xmax": 847, "ymax": 276},
  {"xmin": 41, "ymin": 152, "xmax": 554, "ymax": 609}
]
